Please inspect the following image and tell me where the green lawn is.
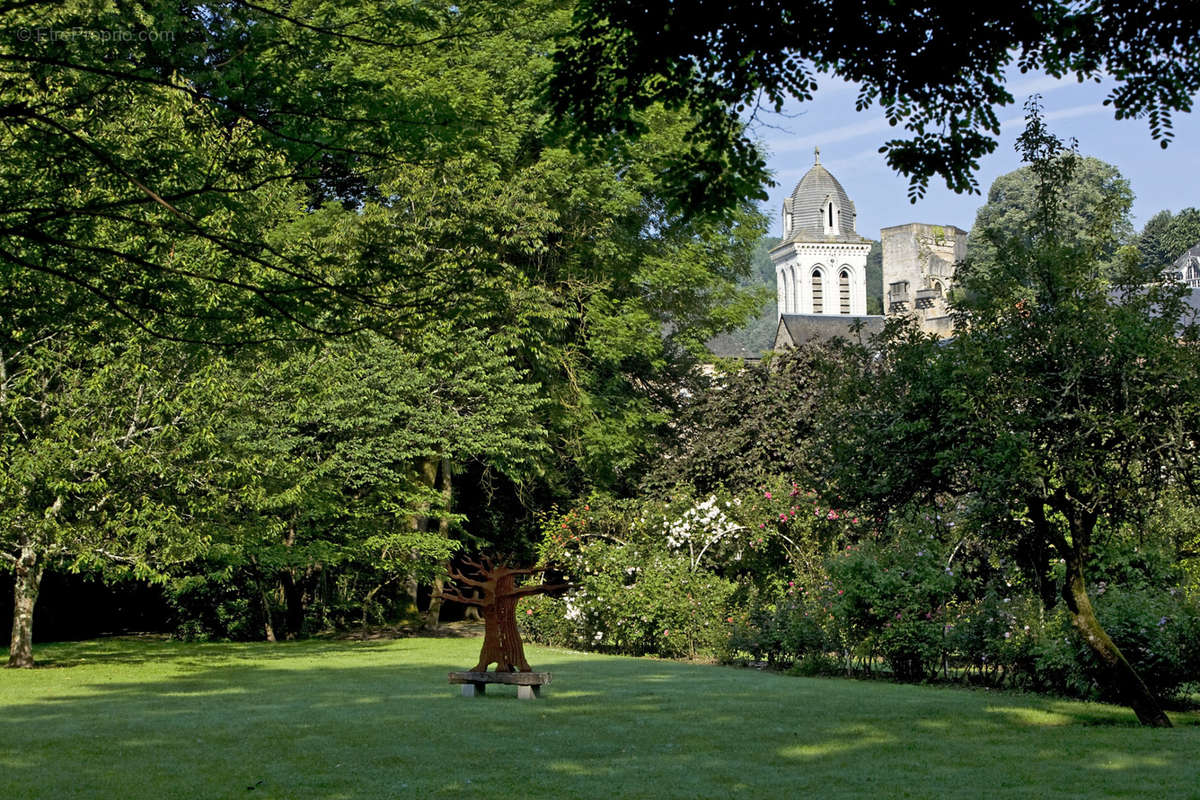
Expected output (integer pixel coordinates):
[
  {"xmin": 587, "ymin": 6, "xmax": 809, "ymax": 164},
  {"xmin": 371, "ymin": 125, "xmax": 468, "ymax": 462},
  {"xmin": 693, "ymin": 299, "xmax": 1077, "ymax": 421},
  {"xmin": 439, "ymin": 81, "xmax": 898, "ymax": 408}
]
[{"xmin": 2, "ymin": 635, "xmax": 1198, "ymax": 799}]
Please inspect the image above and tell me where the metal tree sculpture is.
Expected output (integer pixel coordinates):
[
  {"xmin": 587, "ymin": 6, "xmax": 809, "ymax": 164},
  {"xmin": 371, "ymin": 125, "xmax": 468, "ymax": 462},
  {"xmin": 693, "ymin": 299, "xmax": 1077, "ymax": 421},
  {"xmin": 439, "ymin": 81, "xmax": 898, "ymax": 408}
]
[{"xmin": 438, "ymin": 555, "xmax": 569, "ymax": 673}]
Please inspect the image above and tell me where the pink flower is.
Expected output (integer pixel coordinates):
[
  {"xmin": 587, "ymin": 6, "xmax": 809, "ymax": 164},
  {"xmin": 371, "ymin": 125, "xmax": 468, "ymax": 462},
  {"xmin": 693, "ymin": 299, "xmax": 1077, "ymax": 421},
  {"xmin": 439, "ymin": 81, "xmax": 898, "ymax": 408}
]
[
  {"xmin": 764, "ymin": 491, "xmax": 772, "ymax": 499},
  {"xmin": 788, "ymin": 581, "xmax": 795, "ymax": 587},
  {"xmin": 526, "ymin": 609, "xmax": 533, "ymax": 615},
  {"xmin": 726, "ymin": 617, "xmax": 734, "ymax": 623}
]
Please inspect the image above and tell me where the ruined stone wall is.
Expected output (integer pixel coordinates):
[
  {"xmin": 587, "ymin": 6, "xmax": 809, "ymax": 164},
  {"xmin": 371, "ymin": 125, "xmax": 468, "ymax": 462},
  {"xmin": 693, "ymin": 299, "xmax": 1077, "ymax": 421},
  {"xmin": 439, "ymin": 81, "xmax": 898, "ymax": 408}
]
[{"xmin": 880, "ymin": 223, "xmax": 967, "ymax": 337}]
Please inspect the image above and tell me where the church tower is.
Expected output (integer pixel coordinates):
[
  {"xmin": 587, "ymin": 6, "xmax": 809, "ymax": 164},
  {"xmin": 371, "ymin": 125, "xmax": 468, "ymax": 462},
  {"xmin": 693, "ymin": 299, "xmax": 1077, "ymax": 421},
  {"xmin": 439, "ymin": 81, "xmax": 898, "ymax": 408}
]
[{"xmin": 770, "ymin": 148, "xmax": 871, "ymax": 318}]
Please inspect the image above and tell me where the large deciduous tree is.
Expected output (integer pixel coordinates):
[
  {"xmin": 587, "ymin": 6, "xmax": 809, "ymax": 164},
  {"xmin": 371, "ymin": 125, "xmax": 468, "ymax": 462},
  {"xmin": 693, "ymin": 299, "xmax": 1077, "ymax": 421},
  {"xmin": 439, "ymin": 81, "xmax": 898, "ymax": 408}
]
[
  {"xmin": 821, "ymin": 107, "xmax": 1200, "ymax": 726},
  {"xmin": 203, "ymin": 329, "xmax": 546, "ymax": 640},
  {"xmin": 551, "ymin": 1, "xmax": 1200, "ymax": 210},
  {"xmin": 2, "ymin": 0, "xmax": 768, "ymax": 653},
  {"xmin": 1, "ymin": 0, "xmax": 530, "ymax": 343},
  {"xmin": 966, "ymin": 155, "xmax": 1134, "ymax": 279},
  {"xmin": 0, "ymin": 331, "xmax": 221, "ymax": 667}
]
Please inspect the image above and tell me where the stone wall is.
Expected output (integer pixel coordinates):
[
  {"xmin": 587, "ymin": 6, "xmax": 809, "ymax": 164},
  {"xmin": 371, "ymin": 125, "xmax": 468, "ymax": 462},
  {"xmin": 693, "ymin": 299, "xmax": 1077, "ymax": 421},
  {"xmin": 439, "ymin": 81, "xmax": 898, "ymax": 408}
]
[{"xmin": 880, "ymin": 223, "xmax": 967, "ymax": 337}]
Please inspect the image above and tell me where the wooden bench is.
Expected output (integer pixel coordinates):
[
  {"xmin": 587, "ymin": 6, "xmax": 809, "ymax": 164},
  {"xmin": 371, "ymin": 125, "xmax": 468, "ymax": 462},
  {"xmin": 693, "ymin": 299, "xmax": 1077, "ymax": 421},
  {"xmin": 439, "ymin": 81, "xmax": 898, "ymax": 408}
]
[{"xmin": 448, "ymin": 671, "xmax": 552, "ymax": 699}]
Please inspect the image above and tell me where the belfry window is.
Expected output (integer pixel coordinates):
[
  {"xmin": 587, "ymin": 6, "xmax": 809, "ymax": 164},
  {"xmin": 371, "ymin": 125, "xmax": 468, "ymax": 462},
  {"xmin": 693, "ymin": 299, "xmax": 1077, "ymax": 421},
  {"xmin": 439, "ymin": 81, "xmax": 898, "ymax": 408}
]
[
  {"xmin": 839, "ymin": 269, "xmax": 851, "ymax": 314},
  {"xmin": 811, "ymin": 268, "xmax": 824, "ymax": 313},
  {"xmin": 822, "ymin": 197, "xmax": 839, "ymax": 235}
]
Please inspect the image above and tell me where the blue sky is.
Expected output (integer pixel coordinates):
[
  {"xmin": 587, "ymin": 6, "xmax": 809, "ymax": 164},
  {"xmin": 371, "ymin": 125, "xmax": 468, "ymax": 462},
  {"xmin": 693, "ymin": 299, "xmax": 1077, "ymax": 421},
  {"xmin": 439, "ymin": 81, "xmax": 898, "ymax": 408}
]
[{"xmin": 752, "ymin": 71, "xmax": 1200, "ymax": 240}]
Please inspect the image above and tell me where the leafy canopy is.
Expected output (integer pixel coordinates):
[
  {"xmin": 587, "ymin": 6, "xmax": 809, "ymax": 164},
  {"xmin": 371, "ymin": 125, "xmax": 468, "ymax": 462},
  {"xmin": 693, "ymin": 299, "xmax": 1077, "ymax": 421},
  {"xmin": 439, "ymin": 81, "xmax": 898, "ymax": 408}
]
[{"xmin": 552, "ymin": 1, "xmax": 1200, "ymax": 211}]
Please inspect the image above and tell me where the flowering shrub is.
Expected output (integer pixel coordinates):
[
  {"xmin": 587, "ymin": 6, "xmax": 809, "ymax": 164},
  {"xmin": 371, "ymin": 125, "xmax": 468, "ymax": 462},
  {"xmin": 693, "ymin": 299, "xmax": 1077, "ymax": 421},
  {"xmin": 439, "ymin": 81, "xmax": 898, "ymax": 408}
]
[
  {"xmin": 942, "ymin": 591, "xmax": 1042, "ymax": 684},
  {"xmin": 825, "ymin": 535, "xmax": 957, "ymax": 680},
  {"xmin": 726, "ymin": 580, "xmax": 839, "ymax": 667},
  {"xmin": 521, "ymin": 497, "xmax": 736, "ymax": 658}
]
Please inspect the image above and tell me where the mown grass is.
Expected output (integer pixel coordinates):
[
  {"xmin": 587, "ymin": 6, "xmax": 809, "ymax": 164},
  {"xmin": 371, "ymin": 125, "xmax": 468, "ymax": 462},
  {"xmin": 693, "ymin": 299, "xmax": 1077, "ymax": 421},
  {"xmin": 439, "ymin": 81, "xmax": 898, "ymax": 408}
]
[{"xmin": 2, "ymin": 635, "xmax": 1198, "ymax": 799}]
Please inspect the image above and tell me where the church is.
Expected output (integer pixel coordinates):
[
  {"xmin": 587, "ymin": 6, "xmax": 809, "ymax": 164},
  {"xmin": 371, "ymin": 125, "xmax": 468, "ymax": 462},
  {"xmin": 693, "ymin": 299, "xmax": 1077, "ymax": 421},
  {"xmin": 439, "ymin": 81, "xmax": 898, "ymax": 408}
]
[{"xmin": 770, "ymin": 149, "xmax": 966, "ymax": 349}]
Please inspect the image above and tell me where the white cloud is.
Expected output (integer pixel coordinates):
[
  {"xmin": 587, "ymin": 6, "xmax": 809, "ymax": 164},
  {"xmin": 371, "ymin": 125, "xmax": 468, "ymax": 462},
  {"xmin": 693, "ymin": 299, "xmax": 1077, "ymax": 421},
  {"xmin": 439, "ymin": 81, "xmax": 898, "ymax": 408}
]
[
  {"xmin": 764, "ymin": 117, "xmax": 893, "ymax": 156},
  {"xmin": 1008, "ymin": 73, "xmax": 1078, "ymax": 98},
  {"xmin": 999, "ymin": 103, "xmax": 1107, "ymax": 130}
]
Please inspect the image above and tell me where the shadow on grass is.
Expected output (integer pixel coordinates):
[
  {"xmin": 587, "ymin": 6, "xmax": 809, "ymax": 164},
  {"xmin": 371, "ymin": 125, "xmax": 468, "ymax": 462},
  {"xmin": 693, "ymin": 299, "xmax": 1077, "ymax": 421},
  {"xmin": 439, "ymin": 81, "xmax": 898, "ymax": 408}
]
[
  {"xmin": 1, "ymin": 639, "xmax": 1198, "ymax": 799},
  {"xmin": 17, "ymin": 635, "xmax": 393, "ymax": 669}
]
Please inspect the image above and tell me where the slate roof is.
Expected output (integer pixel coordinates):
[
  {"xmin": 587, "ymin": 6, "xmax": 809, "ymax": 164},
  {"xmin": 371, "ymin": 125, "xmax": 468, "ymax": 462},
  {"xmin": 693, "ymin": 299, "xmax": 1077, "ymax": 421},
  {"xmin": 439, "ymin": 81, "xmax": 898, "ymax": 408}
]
[
  {"xmin": 1182, "ymin": 287, "xmax": 1200, "ymax": 319},
  {"xmin": 774, "ymin": 314, "xmax": 886, "ymax": 348},
  {"xmin": 779, "ymin": 162, "xmax": 871, "ymax": 246}
]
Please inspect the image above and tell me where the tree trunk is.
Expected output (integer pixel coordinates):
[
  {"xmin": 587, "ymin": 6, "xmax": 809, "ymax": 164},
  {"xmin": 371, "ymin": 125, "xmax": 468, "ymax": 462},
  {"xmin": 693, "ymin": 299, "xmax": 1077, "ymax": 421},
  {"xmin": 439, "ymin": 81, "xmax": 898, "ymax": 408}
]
[
  {"xmin": 1062, "ymin": 548, "xmax": 1172, "ymax": 727},
  {"xmin": 280, "ymin": 570, "xmax": 304, "ymax": 639},
  {"xmin": 7, "ymin": 539, "xmax": 43, "ymax": 668},
  {"xmin": 249, "ymin": 558, "xmax": 277, "ymax": 642},
  {"xmin": 422, "ymin": 459, "xmax": 454, "ymax": 631},
  {"xmin": 259, "ymin": 583, "xmax": 277, "ymax": 643},
  {"xmin": 424, "ymin": 572, "xmax": 445, "ymax": 631}
]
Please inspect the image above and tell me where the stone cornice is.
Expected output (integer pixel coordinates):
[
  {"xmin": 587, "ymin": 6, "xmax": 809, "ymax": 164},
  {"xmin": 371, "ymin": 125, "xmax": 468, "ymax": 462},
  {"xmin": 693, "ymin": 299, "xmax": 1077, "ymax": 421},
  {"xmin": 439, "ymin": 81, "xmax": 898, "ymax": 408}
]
[{"xmin": 771, "ymin": 240, "xmax": 872, "ymax": 264}]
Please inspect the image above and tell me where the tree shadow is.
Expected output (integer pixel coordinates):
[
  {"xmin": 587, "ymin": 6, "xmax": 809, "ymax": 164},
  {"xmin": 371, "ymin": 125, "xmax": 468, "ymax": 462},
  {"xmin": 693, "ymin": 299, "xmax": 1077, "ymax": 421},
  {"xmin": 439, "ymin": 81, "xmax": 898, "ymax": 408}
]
[{"xmin": 1, "ymin": 642, "xmax": 1197, "ymax": 799}]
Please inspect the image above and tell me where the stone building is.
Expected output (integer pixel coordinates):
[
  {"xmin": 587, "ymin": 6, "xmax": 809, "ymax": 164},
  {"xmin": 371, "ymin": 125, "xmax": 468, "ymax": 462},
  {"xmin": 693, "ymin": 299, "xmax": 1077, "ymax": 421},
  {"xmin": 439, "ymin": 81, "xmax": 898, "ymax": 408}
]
[
  {"xmin": 879, "ymin": 222, "xmax": 967, "ymax": 340},
  {"xmin": 770, "ymin": 148, "xmax": 872, "ymax": 318},
  {"xmin": 771, "ymin": 150, "xmax": 966, "ymax": 349}
]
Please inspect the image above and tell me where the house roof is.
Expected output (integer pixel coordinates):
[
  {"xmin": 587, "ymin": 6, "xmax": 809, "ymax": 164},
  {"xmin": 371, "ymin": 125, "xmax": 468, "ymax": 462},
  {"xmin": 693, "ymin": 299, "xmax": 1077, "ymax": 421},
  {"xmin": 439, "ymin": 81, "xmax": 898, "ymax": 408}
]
[{"xmin": 774, "ymin": 314, "xmax": 886, "ymax": 348}]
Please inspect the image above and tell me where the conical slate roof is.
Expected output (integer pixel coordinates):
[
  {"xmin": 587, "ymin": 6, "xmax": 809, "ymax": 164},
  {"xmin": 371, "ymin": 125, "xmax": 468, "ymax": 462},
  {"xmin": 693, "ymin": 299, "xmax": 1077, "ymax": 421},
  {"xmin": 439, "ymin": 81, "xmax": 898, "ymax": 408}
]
[{"xmin": 780, "ymin": 152, "xmax": 869, "ymax": 244}]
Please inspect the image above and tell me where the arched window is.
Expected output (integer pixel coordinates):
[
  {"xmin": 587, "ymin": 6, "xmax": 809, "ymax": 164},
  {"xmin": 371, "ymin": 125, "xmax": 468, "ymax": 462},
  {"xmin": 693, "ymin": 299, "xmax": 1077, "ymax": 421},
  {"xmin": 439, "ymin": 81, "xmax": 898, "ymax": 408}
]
[
  {"xmin": 839, "ymin": 269, "xmax": 851, "ymax": 314},
  {"xmin": 811, "ymin": 268, "xmax": 824, "ymax": 314},
  {"xmin": 781, "ymin": 268, "xmax": 793, "ymax": 314},
  {"xmin": 932, "ymin": 280, "xmax": 944, "ymax": 297}
]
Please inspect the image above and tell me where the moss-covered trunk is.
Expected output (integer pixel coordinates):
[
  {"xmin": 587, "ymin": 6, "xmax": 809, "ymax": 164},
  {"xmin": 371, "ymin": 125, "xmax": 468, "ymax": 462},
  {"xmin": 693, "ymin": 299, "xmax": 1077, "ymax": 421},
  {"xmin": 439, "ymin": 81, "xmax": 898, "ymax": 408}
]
[{"xmin": 1061, "ymin": 550, "xmax": 1172, "ymax": 727}]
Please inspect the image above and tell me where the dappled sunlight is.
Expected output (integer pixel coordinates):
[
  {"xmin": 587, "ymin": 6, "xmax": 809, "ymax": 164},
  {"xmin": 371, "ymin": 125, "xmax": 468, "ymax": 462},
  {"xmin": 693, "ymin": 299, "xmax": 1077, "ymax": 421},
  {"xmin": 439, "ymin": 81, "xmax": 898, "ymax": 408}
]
[
  {"xmin": 547, "ymin": 760, "xmax": 610, "ymax": 777},
  {"xmin": 1092, "ymin": 753, "xmax": 1171, "ymax": 771},
  {"xmin": 3, "ymin": 637, "xmax": 1199, "ymax": 799},
  {"xmin": 779, "ymin": 731, "xmax": 895, "ymax": 760},
  {"xmin": 985, "ymin": 705, "xmax": 1078, "ymax": 727}
]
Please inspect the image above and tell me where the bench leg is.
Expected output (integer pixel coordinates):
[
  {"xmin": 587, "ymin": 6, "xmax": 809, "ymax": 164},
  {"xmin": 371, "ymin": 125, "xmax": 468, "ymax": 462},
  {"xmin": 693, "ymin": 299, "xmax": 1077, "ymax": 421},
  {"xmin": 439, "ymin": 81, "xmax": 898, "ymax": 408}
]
[
  {"xmin": 517, "ymin": 684, "xmax": 541, "ymax": 700},
  {"xmin": 461, "ymin": 682, "xmax": 485, "ymax": 697}
]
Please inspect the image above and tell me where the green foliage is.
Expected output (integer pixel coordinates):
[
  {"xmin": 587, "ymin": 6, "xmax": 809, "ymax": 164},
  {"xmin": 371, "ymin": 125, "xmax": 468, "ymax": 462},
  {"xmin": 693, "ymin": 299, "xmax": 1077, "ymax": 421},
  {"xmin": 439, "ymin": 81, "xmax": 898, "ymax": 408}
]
[
  {"xmin": 1135, "ymin": 208, "xmax": 1200, "ymax": 273},
  {"xmin": 169, "ymin": 328, "xmax": 545, "ymax": 638},
  {"xmin": 811, "ymin": 106, "xmax": 1200, "ymax": 724},
  {"xmin": 966, "ymin": 155, "xmax": 1134, "ymax": 279},
  {"xmin": 3, "ymin": 0, "xmax": 773, "ymax": 655},
  {"xmin": 707, "ymin": 236, "xmax": 779, "ymax": 357},
  {"xmin": 525, "ymin": 480, "xmax": 869, "ymax": 660},
  {"xmin": 525, "ymin": 497, "xmax": 739, "ymax": 658},
  {"xmin": 645, "ymin": 345, "xmax": 852, "ymax": 495},
  {"xmin": 826, "ymin": 531, "xmax": 956, "ymax": 681},
  {"xmin": 722, "ymin": 505, "xmax": 1200, "ymax": 700},
  {"xmin": 0, "ymin": 333, "xmax": 222, "ymax": 579},
  {"xmin": 553, "ymin": 2, "xmax": 1200, "ymax": 209}
]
